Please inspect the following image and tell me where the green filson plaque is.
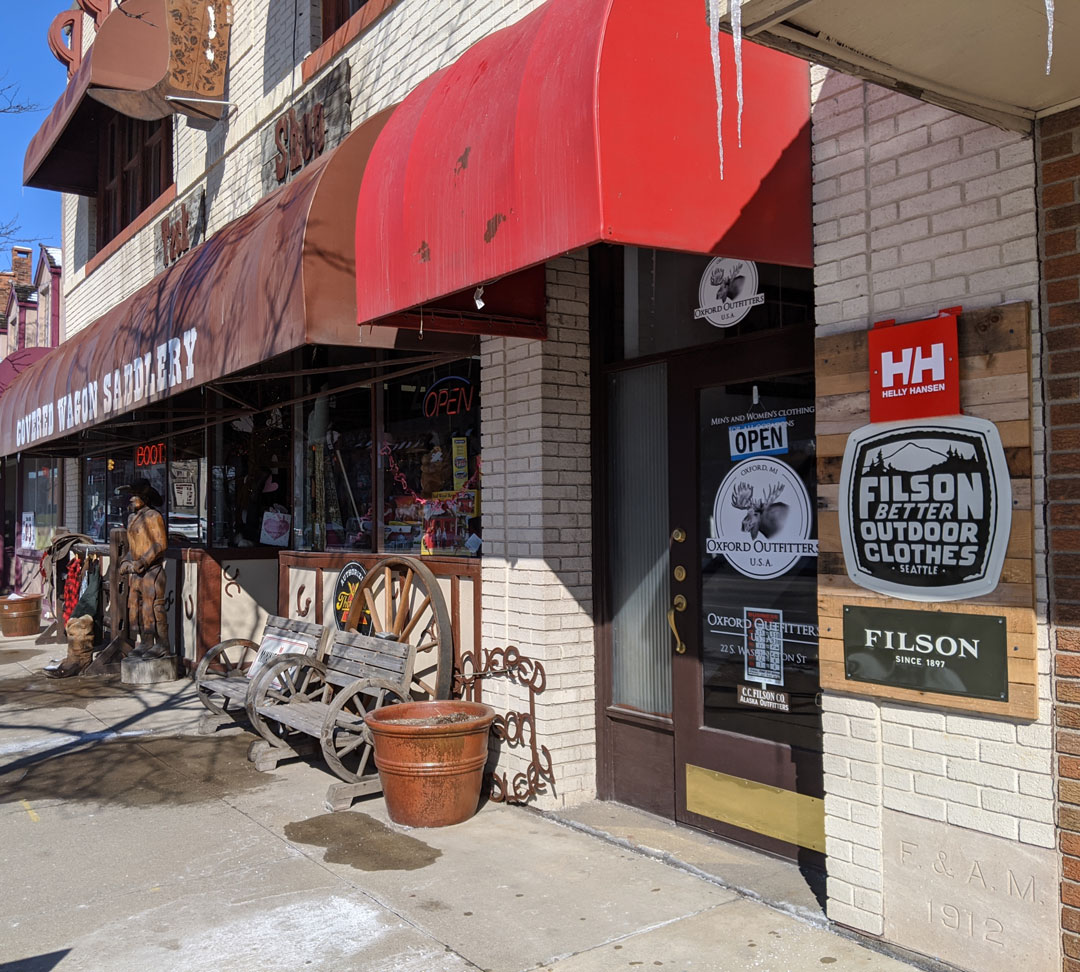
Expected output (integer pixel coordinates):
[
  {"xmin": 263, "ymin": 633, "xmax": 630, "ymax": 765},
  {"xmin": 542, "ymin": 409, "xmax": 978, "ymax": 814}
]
[{"xmin": 842, "ymin": 605, "xmax": 1008, "ymax": 701}]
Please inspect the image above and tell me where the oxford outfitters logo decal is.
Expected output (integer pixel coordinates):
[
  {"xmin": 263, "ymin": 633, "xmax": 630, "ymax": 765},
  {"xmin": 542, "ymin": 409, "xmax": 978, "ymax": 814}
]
[
  {"xmin": 694, "ymin": 258, "xmax": 765, "ymax": 328},
  {"xmin": 708, "ymin": 457, "xmax": 817, "ymax": 579},
  {"xmin": 839, "ymin": 416, "xmax": 1012, "ymax": 601}
]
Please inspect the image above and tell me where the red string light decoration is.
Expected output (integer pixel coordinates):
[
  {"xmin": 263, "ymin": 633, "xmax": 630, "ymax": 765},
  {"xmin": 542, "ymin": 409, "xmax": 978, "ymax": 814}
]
[{"xmin": 380, "ymin": 444, "xmax": 481, "ymax": 513}]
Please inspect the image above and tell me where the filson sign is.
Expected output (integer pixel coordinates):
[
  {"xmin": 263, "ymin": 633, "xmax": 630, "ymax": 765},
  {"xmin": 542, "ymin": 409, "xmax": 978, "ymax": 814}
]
[
  {"xmin": 838, "ymin": 415, "xmax": 1011, "ymax": 601},
  {"xmin": 843, "ymin": 604, "xmax": 1009, "ymax": 701}
]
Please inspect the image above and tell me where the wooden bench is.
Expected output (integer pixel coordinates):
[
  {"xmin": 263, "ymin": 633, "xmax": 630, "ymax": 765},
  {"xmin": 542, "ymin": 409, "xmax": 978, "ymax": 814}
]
[
  {"xmin": 193, "ymin": 617, "xmax": 331, "ymax": 734},
  {"xmin": 245, "ymin": 628, "xmax": 414, "ymax": 810}
]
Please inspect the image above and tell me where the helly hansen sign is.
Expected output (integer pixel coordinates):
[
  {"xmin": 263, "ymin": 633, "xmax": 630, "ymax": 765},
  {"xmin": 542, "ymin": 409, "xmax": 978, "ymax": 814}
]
[
  {"xmin": 869, "ymin": 313, "xmax": 960, "ymax": 422},
  {"xmin": 842, "ymin": 604, "xmax": 1008, "ymax": 702},
  {"xmin": 838, "ymin": 415, "xmax": 1012, "ymax": 601}
]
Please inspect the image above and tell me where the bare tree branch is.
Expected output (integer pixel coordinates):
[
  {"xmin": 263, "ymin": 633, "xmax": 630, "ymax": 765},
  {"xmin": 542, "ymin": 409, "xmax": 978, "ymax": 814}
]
[{"xmin": 0, "ymin": 79, "xmax": 38, "ymax": 115}]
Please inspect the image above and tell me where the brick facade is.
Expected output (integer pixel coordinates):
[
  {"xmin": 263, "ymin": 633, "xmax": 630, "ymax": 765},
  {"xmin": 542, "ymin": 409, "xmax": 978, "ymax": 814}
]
[
  {"xmin": 812, "ymin": 67, "xmax": 1054, "ymax": 945},
  {"xmin": 479, "ymin": 252, "xmax": 596, "ymax": 808},
  {"xmin": 61, "ymin": 0, "xmax": 548, "ymax": 341},
  {"xmin": 1037, "ymin": 105, "xmax": 1080, "ymax": 972}
]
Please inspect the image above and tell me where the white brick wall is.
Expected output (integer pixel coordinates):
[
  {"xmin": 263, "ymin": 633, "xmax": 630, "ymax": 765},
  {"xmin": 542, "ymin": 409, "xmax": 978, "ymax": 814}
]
[
  {"xmin": 812, "ymin": 69, "xmax": 1039, "ymax": 336},
  {"xmin": 812, "ymin": 68, "xmax": 1052, "ymax": 939},
  {"xmin": 478, "ymin": 251, "xmax": 595, "ymax": 809}
]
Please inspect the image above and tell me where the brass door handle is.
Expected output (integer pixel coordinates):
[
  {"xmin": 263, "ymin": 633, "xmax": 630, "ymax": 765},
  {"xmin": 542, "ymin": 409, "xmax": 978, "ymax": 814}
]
[{"xmin": 668, "ymin": 594, "xmax": 687, "ymax": 654}]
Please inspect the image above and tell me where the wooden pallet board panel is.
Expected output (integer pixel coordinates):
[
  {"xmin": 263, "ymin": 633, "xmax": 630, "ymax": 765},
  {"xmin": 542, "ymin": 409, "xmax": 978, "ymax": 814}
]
[{"xmin": 815, "ymin": 303, "xmax": 1037, "ymax": 720}]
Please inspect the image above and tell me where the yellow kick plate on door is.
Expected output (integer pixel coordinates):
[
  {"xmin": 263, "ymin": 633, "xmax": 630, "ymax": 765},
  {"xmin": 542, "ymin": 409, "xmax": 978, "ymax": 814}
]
[{"xmin": 685, "ymin": 764, "xmax": 826, "ymax": 853}]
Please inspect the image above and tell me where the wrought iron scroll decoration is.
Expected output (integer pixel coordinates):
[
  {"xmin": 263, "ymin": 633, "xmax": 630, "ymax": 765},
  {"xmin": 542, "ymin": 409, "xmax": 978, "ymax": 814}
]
[
  {"xmin": 456, "ymin": 645, "xmax": 555, "ymax": 804},
  {"xmin": 296, "ymin": 584, "xmax": 311, "ymax": 618}
]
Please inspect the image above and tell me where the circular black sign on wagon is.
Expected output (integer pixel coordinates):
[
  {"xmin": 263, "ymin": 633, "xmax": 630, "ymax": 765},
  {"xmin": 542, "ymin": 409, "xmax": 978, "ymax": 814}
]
[
  {"xmin": 333, "ymin": 562, "xmax": 368, "ymax": 631},
  {"xmin": 838, "ymin": 415, "xmax": 1012, "ymax": 601}
]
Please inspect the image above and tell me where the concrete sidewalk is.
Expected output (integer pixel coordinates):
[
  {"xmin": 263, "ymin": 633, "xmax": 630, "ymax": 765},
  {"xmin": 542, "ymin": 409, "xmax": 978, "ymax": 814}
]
[{"xmin": 0, "ymin": 637, "xmax": 920, "ymax": 972}]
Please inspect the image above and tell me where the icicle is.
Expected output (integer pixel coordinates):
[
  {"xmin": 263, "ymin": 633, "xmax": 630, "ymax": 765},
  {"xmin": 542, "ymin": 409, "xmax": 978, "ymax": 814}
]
[
  {"xmin": 732, "ymin": 0, "xmax": 744, "ymax": 147},
  {"xmin": 708, "ymin": 0, "xmax": 724, "ymax": 179},
  {"xmin": 1045, "ymin": 0, "xmax": 1055, "ymax": 75}
]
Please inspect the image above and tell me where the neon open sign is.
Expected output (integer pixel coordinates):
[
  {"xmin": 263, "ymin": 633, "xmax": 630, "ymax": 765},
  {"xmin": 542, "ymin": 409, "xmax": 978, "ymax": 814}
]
[
  {"xmin": 135, "ymin": 442, "xmax": 166, "ymax": 467},
  {"xmin": 423, "ymin": 377, "xmax": 474, "ymax": 417}
]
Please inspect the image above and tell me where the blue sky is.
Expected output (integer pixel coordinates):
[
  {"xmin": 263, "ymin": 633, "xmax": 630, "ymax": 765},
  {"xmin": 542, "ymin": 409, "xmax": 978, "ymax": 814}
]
[{"xmin": 0, "ymin": 7, "xmax": 69, "ymax": 250}]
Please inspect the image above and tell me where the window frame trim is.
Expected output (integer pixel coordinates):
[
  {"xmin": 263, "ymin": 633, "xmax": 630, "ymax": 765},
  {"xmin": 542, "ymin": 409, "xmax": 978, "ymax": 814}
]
[{"xmin": 302, "ymin": 0, "xmax": 403, "ymax": 84}]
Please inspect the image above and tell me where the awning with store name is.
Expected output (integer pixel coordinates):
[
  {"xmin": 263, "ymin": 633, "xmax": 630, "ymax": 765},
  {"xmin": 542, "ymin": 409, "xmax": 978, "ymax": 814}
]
[
  {"xmin": 26, "ymin": 0, "xmax": 234, "ymax": 194},
  {"xmin": 353, "ymin": 0, "xmax": 812, "ymax": 326},
  {"xmin": 1, "ymin": 106, "xmax": 476, "ymax": 459}
]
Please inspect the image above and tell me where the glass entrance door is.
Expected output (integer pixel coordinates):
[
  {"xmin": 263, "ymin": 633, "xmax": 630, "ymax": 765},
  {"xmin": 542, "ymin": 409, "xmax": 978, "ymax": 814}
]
[{"xmin": 668, "ymin": 334, "xmax": 824, "ymax": 860}]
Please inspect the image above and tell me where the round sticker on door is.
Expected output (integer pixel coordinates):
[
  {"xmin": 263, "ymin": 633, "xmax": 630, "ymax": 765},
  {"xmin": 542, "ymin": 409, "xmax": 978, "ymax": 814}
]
[
  {"xmin": 694, "ymin": 258, "xmax": 765, "ymax": 328},
  {"xmin": 707, "ymin": 457, "xmax": 818, "ymax": 579}
]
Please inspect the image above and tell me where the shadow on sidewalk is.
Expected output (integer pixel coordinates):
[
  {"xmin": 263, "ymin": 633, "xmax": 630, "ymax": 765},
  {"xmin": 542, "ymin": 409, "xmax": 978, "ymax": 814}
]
[
  {"xmin": 0, "ymin": 949, "xmax": 70, "ymax": 971},
  {"xmin": 1, "ymin": 735, "xmax": 274, "ymax": 809}
]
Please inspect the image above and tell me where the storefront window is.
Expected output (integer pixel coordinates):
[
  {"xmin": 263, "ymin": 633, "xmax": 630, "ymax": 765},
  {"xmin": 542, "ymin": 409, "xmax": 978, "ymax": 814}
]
[
  {"xmin": 134, "ymin": 439, "xmax": 168, "ymax": 521},
  {"xmin": 381, "ymin": 362, "xmax": 481, "ymax": 557},
  {"xmin": 607, "ymin": 247, "xmax": 813, "ymax": 362},
  {"xmin": 20, "ymin": 459, "xmax": 61, "ymax": 550},
  {"xmin": 168, "ymin": 432, "xmax": 207, "ymax": 545},
  {"xmin": 83, "ymin": 458, "xmax": 108, "ymax": 540},
  {"xmin": 301, "ymin": 388, "xmax": 373, "ymax": 551},
  {"xmin": 106, "ymin": 457, "xmax": 135, "ymax": 536},
  {"xmin": 211, "ymin": 406, "xmax": 292, "ymax": 548}
]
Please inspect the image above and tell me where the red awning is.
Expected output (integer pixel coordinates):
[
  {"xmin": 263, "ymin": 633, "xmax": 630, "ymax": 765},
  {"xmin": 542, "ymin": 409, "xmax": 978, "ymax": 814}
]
[
  {"xmin": 2, "ymin": 107, "xmax": 473, "ymax": 458},
  {"xmin": 354, "ymin": 0, "xmax": 812, "ymax": 325}
]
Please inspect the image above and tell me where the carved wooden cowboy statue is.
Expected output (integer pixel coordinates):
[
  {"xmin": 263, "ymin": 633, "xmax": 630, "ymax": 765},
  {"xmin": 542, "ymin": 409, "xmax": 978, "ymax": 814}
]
[{"xmin": 117, "ymin": 480, "xmax": 170, "ymax": 659}]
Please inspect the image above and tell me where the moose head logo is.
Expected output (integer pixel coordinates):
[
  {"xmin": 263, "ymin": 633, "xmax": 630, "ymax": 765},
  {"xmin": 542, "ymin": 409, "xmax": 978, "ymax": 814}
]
[
  {"xmin": 730, "ymin": 481, "xmax": 790, "ymax": 540},
  {"xmin": 709, "ymin": 261, "xmax": 747, "ymax": 302}
]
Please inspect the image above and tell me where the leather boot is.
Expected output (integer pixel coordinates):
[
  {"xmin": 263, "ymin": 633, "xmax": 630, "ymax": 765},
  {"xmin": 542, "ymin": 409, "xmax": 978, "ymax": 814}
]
[{"xmin": 46, "ymin": 616, "xmax": 96, "ymax": 678}]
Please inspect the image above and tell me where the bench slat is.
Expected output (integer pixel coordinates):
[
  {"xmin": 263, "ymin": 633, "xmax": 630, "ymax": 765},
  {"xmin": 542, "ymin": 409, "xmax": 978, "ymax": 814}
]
[
  {"xmin": 326, "ymin": 655, "xmax": 409, "ymax": 686},
  {"xmin": 201, "ymin": 674, "xmax": 250, "ymax": 700},
  {"xmin": 333, "ymin": 630, "xmax": 413, "ymax": 660},
  {"xmin": 329, "ymin": 645, "xmax": 409, "ymax": 673},
  {"xmin": 263, "ymin": 617, "xmax": 323, "ymax": 653},
  {"xmin": 255, "ymin": 700, "xmax": 329, "ymax": 735}
]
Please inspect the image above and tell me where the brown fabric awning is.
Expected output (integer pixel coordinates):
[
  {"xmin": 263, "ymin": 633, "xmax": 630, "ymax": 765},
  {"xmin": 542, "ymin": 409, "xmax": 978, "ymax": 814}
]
[
  {"xmin": 3, "ymin": 105, "xmax": 473, "ymax": 458},
  {"xmin": 26, "ymin": 0, "xmax": 233, "ymax": 193}
]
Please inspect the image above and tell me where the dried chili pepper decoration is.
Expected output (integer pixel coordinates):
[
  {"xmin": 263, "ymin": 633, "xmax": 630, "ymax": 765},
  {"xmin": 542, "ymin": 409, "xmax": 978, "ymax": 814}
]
[{"xmin": 62, "ymin": 556, "xmax": 84, "ymax": 624}]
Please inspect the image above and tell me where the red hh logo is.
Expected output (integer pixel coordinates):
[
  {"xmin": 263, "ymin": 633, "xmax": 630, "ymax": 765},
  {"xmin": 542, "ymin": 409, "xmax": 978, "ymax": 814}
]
[{"xmin": 868, "ymin": 310, "xmax": 961, "ymax": 423}]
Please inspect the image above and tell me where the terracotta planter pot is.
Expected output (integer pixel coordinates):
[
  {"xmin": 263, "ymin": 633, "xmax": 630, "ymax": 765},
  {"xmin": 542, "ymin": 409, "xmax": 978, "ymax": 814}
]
[
  {"xmin": 0, "ymin": 594, "xmax": 41, "ymax": 637},
  {"xmin": 367, "ymin": 700, "xmax": 496, "ymax": 827}
]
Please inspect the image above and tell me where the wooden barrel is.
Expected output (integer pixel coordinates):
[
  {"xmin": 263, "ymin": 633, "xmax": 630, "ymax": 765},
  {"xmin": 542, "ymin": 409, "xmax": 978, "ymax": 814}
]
[{"xmin": 0, "ymin": 594, "xmax": 42, "ymax": 637}]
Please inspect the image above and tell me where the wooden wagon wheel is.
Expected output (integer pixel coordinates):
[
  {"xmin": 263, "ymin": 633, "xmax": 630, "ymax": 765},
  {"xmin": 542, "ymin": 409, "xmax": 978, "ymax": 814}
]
[
  {"xmin": 246, "ymin": 654, "xmax": 330, "ymax": 748},
  {"xmin": 193, "ymin": 638, "xmax": 259, "ymax": 716},
  {"xmin": 320, "ymin": 677, "xmax": 406, "ymax": 783},
  {"xmin": 345, "ymin": 556, "xmax": 454, "ymax": 701}
]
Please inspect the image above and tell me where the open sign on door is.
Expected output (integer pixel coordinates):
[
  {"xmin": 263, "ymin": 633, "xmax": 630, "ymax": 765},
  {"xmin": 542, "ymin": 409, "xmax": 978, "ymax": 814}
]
[{"xmin": 729, "ymin": 418, "xmax": 788, "ymax": 460}]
